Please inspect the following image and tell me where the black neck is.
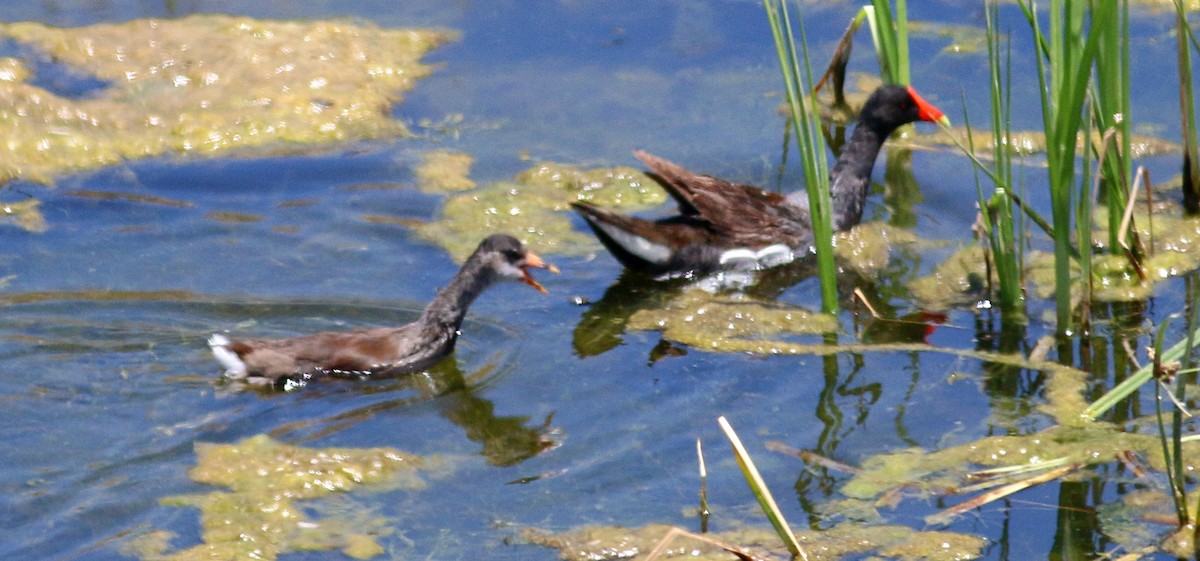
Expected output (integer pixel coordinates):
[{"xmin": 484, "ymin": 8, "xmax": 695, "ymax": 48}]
[
  {"xmin": 827, "ymin": 115, "xmax": 903, "ymax": 231},
  {"xmin": 418, "ymin": 256, "xmax": 496, "ymax": 332}
]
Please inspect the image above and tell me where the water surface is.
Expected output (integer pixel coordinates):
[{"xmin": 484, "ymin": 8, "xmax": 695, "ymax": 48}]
[{"xmin": 1, "ymin": 1, "xmax": 1197, "ymax": 560}]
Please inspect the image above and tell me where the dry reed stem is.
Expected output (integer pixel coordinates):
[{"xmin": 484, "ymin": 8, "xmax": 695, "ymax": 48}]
[
  {"xmin": 925, "ymin": 462, "xmax": 1082, "ymax": 526},
  {"xmin": 643, "ymin": 526, "xmax": 762, "ymax": 561},
  {"xmin": 765, "ymin": 440, "xmax": 860, "ymax": 474}
]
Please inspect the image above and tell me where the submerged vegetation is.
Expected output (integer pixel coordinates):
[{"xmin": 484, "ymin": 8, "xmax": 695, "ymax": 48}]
[{"xmin": 911, "ymin": 204, "xmax": 1200, "ymax": 308}]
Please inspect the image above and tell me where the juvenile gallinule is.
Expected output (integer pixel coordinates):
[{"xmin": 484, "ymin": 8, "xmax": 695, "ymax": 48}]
[
  {"xmin": 209, "ymin": 234, "xmax": 558, "ymax": 388},
  {"xmin": 571, "ymin": 84, "xmax": 948, "ymax": 276}
]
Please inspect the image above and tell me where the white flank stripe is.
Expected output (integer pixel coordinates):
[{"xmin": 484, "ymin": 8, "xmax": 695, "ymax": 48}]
[
  {"xmin": 596, "ymin": 222, "xmax": 672, "ymax": 265},
  {"xmin": 208, "ymin": 333, "xmax": 248, "ymax": 378}
]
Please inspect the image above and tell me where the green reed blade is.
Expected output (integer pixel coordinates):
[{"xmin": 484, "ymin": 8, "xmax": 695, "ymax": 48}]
[
  {"xmin": 1177, "ymin": 0, "xmax": 1200, "ymax": 213},
  {"xmin": 1083, "ymin": 320, "xmax": 1200, "ymax": 420},
  {"xmin": 1018, "ymin": 0, "xmax": 1100, "ymax": 336},
  {"xmin": 718, "ymin": 416, "xmax": 808, "ymax": 560},
  {"xmin": 764, "ymin": 0, "xmax": 837, "ymax": 314},
  {"xmin": 984, "ymin": 1, "xmax": 1023, "ymax": 314},
  {"xmin": 864, "ymin": 0, "xmax": 910, "ymax": 85}
]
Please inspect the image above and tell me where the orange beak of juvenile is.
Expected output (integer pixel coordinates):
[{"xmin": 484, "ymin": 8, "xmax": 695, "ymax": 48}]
[
  {"xmin": 520, "ymin": 251, "xmax": 559, "ymax": 294},
  {"xmin": 907, "ymin": 85, "xmax": 950, "ymax": 127}
]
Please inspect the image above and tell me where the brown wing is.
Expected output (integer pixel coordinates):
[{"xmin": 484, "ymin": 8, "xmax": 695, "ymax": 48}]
[
  {"xmin": 634, "ymin": 151, "xmax": 811, "ymax": 248},
  {"xmin": 230, "ymin": 324, "xmax": 443, "ymax": 378}
]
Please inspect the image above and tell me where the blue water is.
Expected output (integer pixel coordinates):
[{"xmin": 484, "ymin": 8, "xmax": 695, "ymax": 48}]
[{"xmin": 1, "ymin": 1, "xmax": 1197, "ymax": 560}]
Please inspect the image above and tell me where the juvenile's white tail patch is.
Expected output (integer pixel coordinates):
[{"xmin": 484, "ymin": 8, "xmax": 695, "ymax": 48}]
[
  {"xmin": 718, "ymin": 244, "xmax": 795, "ymax": 269},
  {"xmin": 208, "ymin": 333, "xmax": 248, "ymax": 378}
]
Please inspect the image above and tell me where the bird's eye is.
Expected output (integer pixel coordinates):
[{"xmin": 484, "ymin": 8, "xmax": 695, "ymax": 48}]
[{"xmin": 503, "ymin": 249, "xmax": 523, "ymax": 261}]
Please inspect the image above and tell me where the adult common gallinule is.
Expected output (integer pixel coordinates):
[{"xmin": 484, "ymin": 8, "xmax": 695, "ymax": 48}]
[
  {"xmin": 209, "ymin": 234, "xmax": 558, "ymax": 388},
  {"xmin": 571, "ymin": 84, "xmax": 947, "ymax": 276}
]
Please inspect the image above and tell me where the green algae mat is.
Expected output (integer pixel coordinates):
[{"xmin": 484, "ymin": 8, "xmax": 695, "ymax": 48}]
[
  {"xmin": 128, "ymin": 435, "xmax": 436, "ymax": 560},
  {"xmin": 0, "ymin": 15, "xmax": 455, "ymax": 184}
]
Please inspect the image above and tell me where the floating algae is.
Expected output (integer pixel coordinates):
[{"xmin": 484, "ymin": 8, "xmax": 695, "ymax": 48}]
[
  {"xmin": 825, "ymin": 76, "xmax": 1177, "ymax": 158},
  {"xmin": 627, "ymin": 287, "xmax": 838, "ymax": 353},
  {"xmin": 618, "ymin": 223, "xmax": 906, "ymax": 353},
  {"xmin": 1132, "ymin": 0, "xmax": 1200, "ymax": 11},
  {"xmin": 1096, "ymin": 483, "xmax": 1200, "ymax": 558},
  {"xmin": 916, "ymin": 202, "xmax": 1200, "ymax": 308},
  {"xmin": 908, "ymin": 20, "xmax": 991, "ymax": 55},
  {"xmin": 0, "ymin": 15, "xmax": 455, "ymax": 184},
  {"xmin": 415, "ymin": 150, "xmax": 476, "ymax": 193},
  {"xmin": 409, "ymin": 160, "xmax": 665, "ymax": 261},
  {"xmin": 835, "ymin": 222, "xmax": 917, "ymax": 277},
  {"xmin": 523, "ymin": 521, "xmax": 985, "ymax": 561},
  {"xmin": 0, "ymin": 199, "xmax": 46, "ymax": 232},
  {"xmin": 514, "ymin": 162, "xmax": 668, "ymax": 209},
  {"xmin": 920, "ymin": 126, "xmax": 1181, "ymax": 158},
  {"xmin": 834, "ymin": 417, "xmax": 1200, "ymax": 554},
  {"xmin": 1085, "ymin": 208, "xmax": 1200, "ymax": 302},
  {"xmin": 875, "ymin": 530, "xmax": 990, "ymax": 561},
  {"xmin": 129, "ymin": 434, "xmax": 433, "ymax": 560},
  {"xmin": 908, "ymin": 244, "xmax": 990, "ymax": 310},
  {"xmin": 841, "ymin": 424, "xmax": 1200, "ymax": 502}
]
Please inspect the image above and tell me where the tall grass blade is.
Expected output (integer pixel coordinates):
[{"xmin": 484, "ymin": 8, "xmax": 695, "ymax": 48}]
[
  {"xmin": 1187, "ymin": 278, "xmax": 1200, "ymax": 538},
  {"xmin": 1083, "ymin": 321, "xmax": 1200, "ymax": 420},
  {"xmin": 862, "ymin": 7, "xmax": 888, "ymax": 82},
  {"xmin": 764, "ymin": 0, "xmax": 837, "ymax": 314},
  {"xmin": 866, "ymin": 0, "xmax": 909, "ymax": 84},
  {"xmin": 893, "ymin": 0, "xmax": 909, "ymax": 83},
  {"xmin": 1076, "ymin": 97, "xmax": 1095, "ymax": 331},
  {"xmin": 1018, "ymin": 0, "xmax": 1100, "ymax": 336},
  {"xmin": 983, "ymin": 1, "xmax": 1023, "ymax": 315},
  {"xmin": 696, "ymin": 438, "xmax": 710, "ymax": 533},
  {"xmin": 1176, "ymin": 0, "xmax": 1200, "ymax": 213},
  {"xmin": 1173, "ymin": 278, "xmax": 1200, "ymax": 528},
  {"xmin": 1149, "ymin": 317, "xmax": 1189, "ymax": 524},
  {"xmin": 717, "ymin": 416, "xmax": 807, "ymax": 560},
  {"xmin": 1092, "ymin": 0, "xmax": 1133, "ymax": 249}
]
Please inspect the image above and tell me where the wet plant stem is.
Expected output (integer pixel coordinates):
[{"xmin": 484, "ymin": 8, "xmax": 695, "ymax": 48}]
[
  {"xmin": 1176, "ymin": 0, "xmax": 1200, "ymax": 213},
  {"xmin": 1151, "ymin": 317, "xmax": 1188, "ymax": 525},
  {"xmin": 1184, "ymin": 300, "xmax": 1200, "ymax": 550},
  {"xmin": 1077, "ymin": 98, "xmax": 1095, "ymax": 332},
  {"xmin": 717, "ymin": 416, "xmax": 807, "ymax": 560},
  {"xmin": 1093, "ymin": 0, "xmax": 1132, "ymax": 248},
  {"xmin": 941, "ymin": 122, "xmax": 1073, "ymax": 261},
  {"xmin": 696, "ymin": 438, "xmax": 710, "ymax": 533},
  {"xmin": 981, "ymin": 2, "xmax": 1023, "ymax": 315},
  {"xmin": 1018, "ymin": 0, "xmax": 1100, "ymax": 337},
  {"xmin": 1185, "ymin": 276, "xmax": 1200, "ymax": 530},
  {"xmin": 764, "ymin": 0, "xmax": 837, "ymax": 314},
  {"xmin": 1084, "ymin": 324, "xmax": 1200, "ymax": 420},
  {"xmin": 865, "ymin": 0, "xmax": 909, "ymax": 85}
]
